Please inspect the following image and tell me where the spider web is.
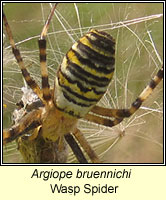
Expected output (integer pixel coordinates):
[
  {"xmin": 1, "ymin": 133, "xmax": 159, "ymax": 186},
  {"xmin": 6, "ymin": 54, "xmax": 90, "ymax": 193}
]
[{"xmin": 2, "ymin": 2, "xmax": 163, "ymax": 164}]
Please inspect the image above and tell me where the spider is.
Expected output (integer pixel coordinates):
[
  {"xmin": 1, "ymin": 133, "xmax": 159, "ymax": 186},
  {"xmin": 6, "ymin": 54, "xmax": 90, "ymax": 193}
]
[{"xmin": 3, "ymin": 3, "xmax": 163, "ymax": 163}]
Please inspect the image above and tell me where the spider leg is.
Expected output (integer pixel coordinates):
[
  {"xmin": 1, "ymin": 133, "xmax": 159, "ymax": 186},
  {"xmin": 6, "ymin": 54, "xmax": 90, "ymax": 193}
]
[
  {"xmin": 3, "ymin": 12, "xmax": 44, "ymax": 103},
  {"xmin": 91, "ymin": 105, "xmax": 123, "ymax": 118},
  {"xmin": 72, "ymin": 128, "xmax": 101, "ymax": 163},
  {"xmin": 84, "ymin": 113, "xmax": 123, "ymax": 128},
  {"xmin": 40, "ymin": 4, "xmax": 58, "ymax": 39},
  {"xmin": 38, "ymin": 4, "xmax": 58, "ymax": 103},
  {"xmin": 3, "ymin": 109, "xmax": 42, "ymax": 145},
  {"xmin": 87, "ymin": 66, "xmax": 163, "ymax": 127},
  {"xmin": 110, "ymin": 66, "xmax": 163, "ymax": 118},
  {"xmin": 124, "ymin": 66, "xmax": 163, "ymax": 118},
  {"xmin": 64, "ymin": 133, "xmax": 88, "ymax": 163}
]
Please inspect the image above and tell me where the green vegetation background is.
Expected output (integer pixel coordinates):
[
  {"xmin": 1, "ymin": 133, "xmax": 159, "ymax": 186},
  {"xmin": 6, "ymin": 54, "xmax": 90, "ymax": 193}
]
[{"xmin": 3, "ymin": 3, "xmax": 163, "ymax": 163}]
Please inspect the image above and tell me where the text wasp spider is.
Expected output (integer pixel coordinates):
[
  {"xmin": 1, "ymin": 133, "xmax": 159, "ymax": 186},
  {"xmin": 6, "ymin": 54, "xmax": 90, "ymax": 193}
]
[{"xmin": 3, "ymin": 3, "xmax": 163, "ymax": 163}]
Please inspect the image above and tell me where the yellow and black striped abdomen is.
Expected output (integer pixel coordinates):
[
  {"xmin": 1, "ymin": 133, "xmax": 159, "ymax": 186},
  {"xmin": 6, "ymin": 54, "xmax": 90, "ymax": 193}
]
[{"xmin": 54, "ymin": 29, "xmax": 115, "ymax": 118}]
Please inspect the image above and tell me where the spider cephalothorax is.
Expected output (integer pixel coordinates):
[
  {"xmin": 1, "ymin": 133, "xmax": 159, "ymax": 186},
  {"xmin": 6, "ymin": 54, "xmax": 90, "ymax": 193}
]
[{"xmin": 3, "ymin": 4, "xmax": 163, "ymax": 163}]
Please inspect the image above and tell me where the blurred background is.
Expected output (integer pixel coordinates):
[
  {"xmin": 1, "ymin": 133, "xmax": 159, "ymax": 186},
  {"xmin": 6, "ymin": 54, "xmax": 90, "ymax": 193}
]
[{"xmin": 3, "ymin": 3, "xmax": 163, "ymax": 163}]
